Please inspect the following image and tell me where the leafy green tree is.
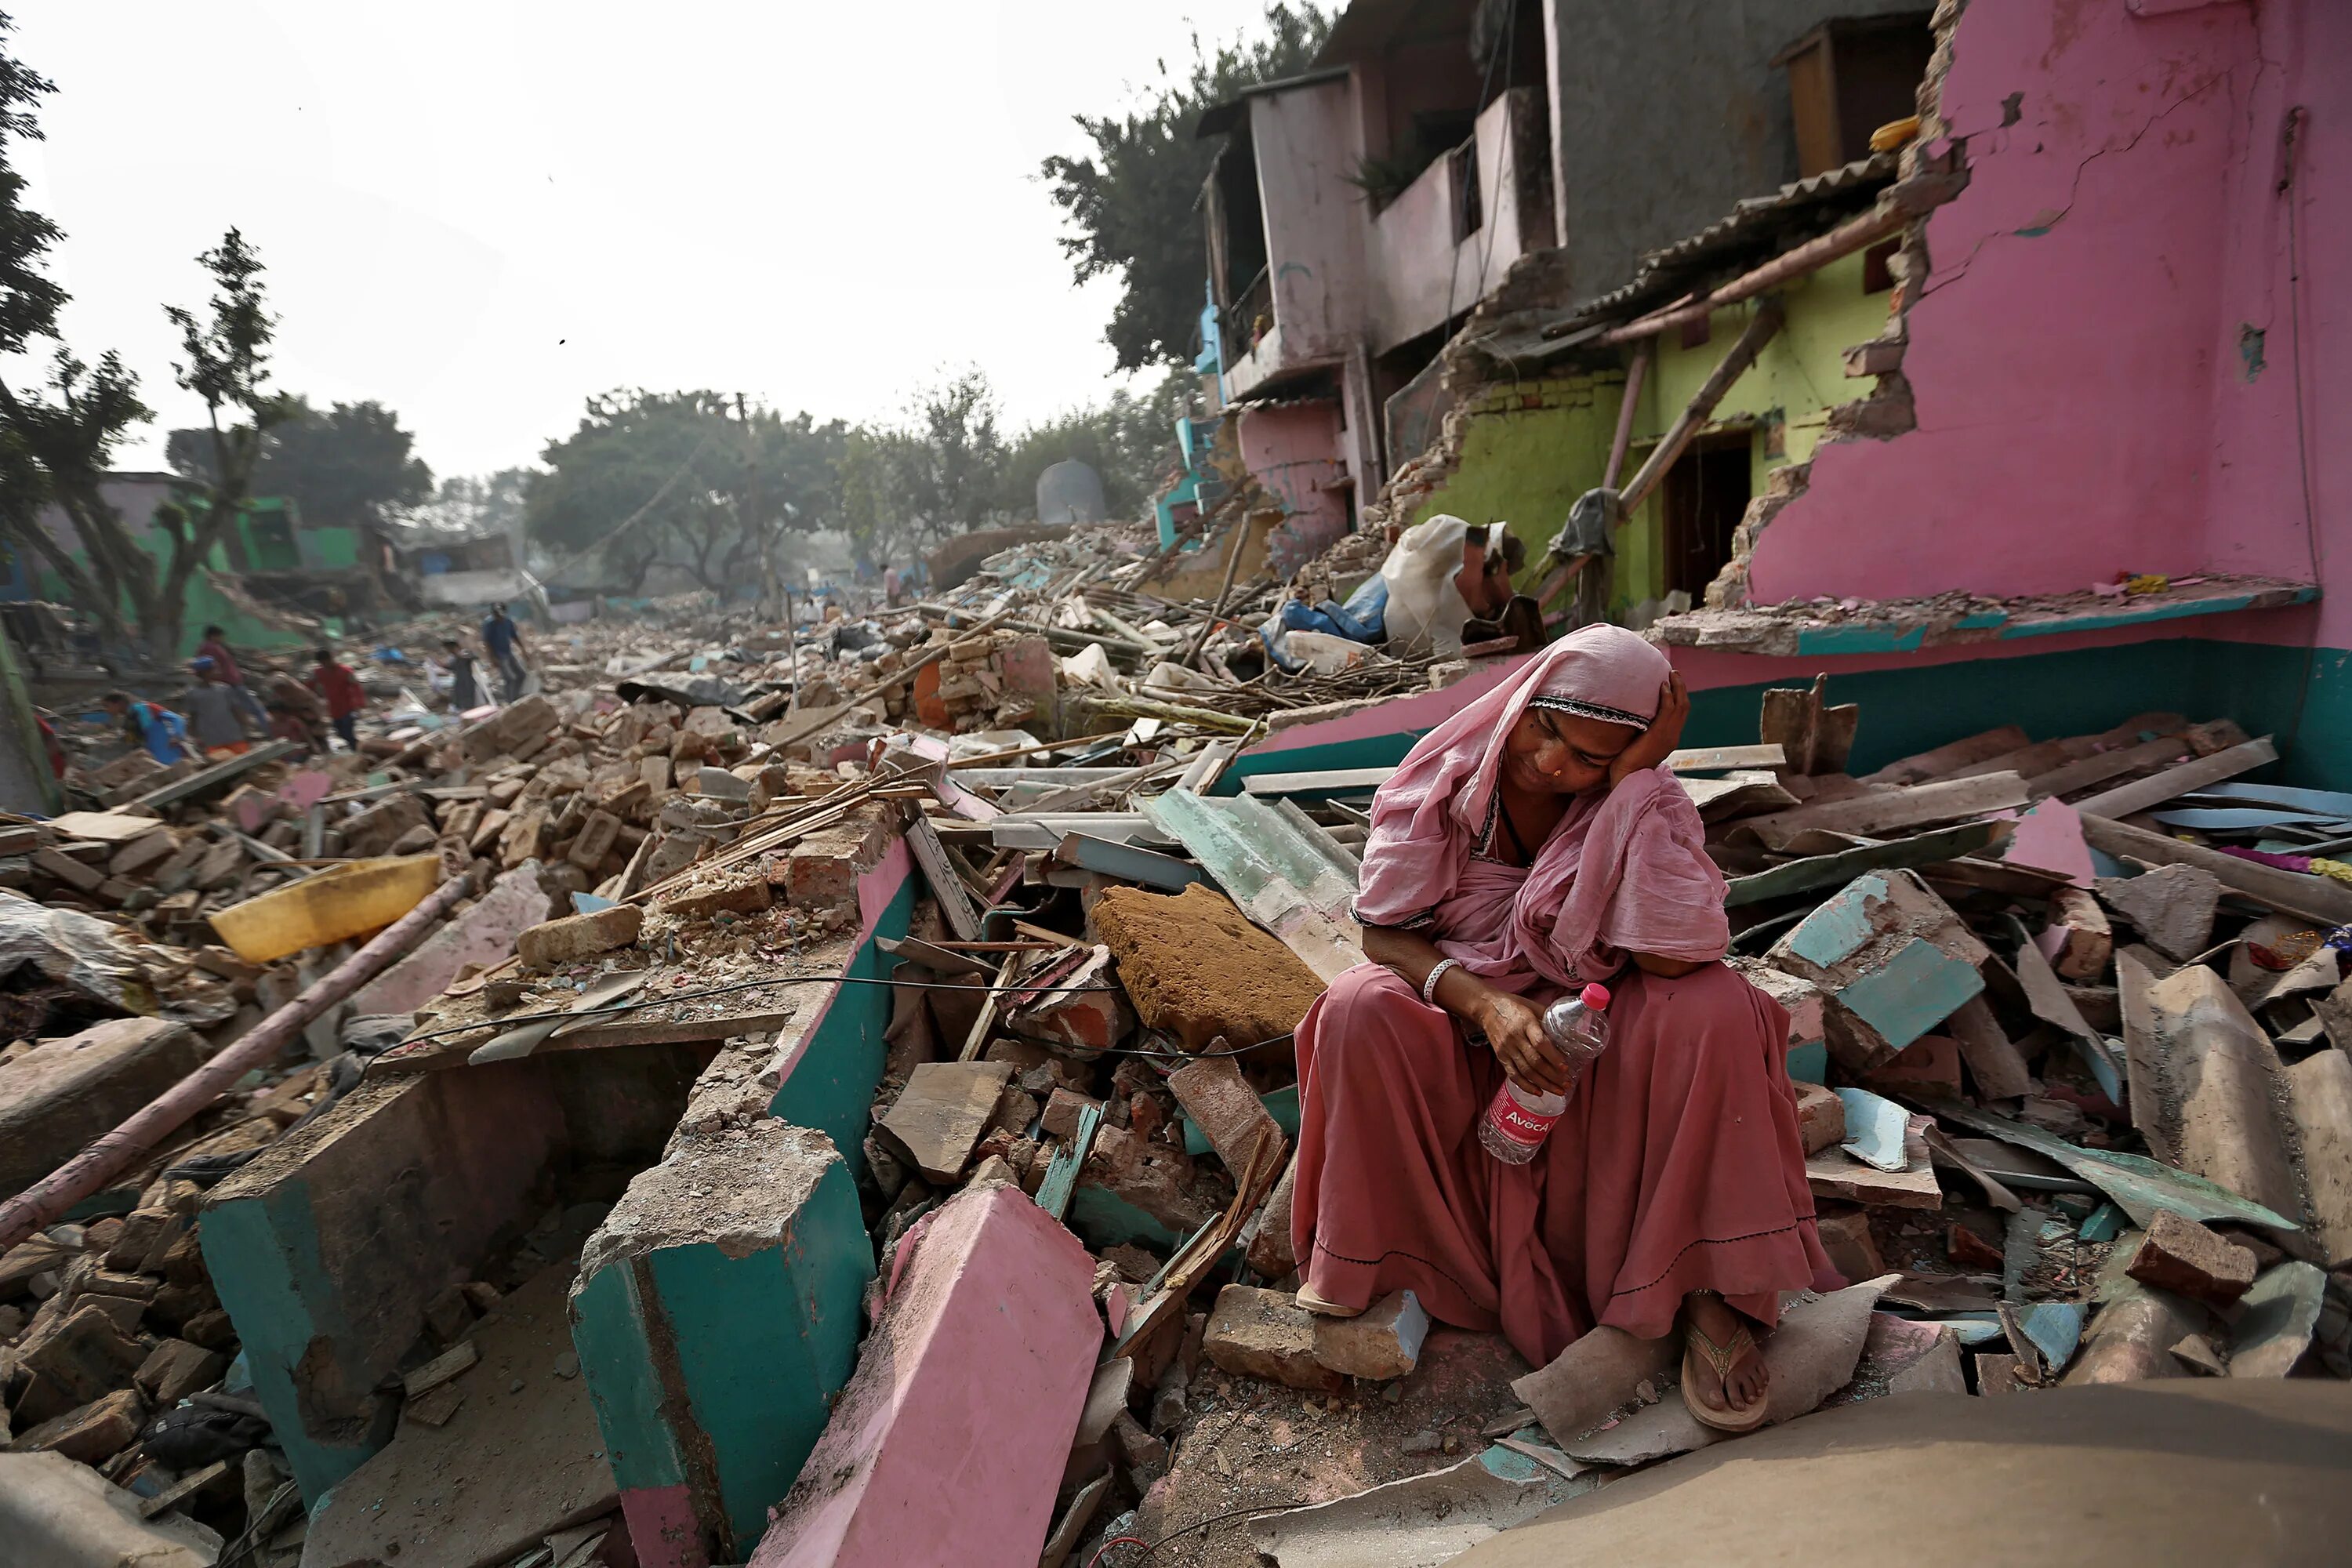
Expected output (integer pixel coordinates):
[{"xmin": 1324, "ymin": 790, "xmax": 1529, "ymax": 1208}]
[
  {"xmin": 527, "ymin": 390, "xmax": 844, "ymax": 594},
  {"xmin": 1041, "ymin": 4, "xmax": 1330, "ymax": 370},
  {"xmin": 169, "ymin": 396, "xmax": 433, "ymax": 533}
]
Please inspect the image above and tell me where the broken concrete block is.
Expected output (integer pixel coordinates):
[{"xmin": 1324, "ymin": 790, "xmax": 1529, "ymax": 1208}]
[
  {"xmin": 6, "ymin": 1388, "xmax": 145, "ymax": 1464},
  {"xmin": 2286, "ymin": 1047, "xmax": 2352, "ymax": 1268},
  {"xmin": 514, "ymin": 903, "xmax": 642, "ymax": 969},
  {"xmin": 1945, "ymin": 994, "xmax": 2034, "ymax": 1100},
  {"xmin": 1203, "ymin": 1284, "xmax": 1345, "ymax": 1393},
  {"xmin": 1094, "ymin": 884, "xmax": 1326, "ymax": 1054},
  {"xmin": 1737, "ymin": 963, "xmax": 1827, "ymax": 1081},
  {"xmin": 2169, "ymin": 1334, "xmax": 2228, "ymax": 1376},
  {"xmin": 657, "ymin": 874, "xmax": 771, "ymax": 919},
  {"xmin": 15, "ymin": 1304, "xmax": 147, "ymax": 1424},
  {"xmin": 0, "ymin": 1450, "xmax": 221, "ymax": 1568},
  {"xmin": 2038, "ymin": 885, "xmax": 2112, "ymax": 981},
  {"xmin": 350, "ymin": 862, "xmax": 550, "ymax": 1017},
  {"xmin": 1311, "ymin": 1289, "xmax": 1428, "ymax": 1381},
  {"xmin": 1247, "ymin": 1152, "xmax": 1301, "ymax": 1279},
  {"xmin": 1813, "ymin": 1209, "xmax": 1883, "ymax": 1282},
  {"xmin": 877, "ymin": 1061, "xmax": 1015, "ymax": 1185},
  {"xmin": 2229, "ymin": 1261, "xmax": 2328, "ymax": 1378},
  {"xmin": 0, "ymin": 1018, "xmax": 209, "ymax": 1196},
  {"xmin": 1794, "ymin": 1082, "xmax": 1845, "ymax": 1155},
  {"xmin": 1073, "ymin": 1356, "xmax": 1134, "ymax": 1447},
  {"xmin": 1766, "ymin": 871, "xmax": 1989, "ymax": 1069},
  {"xmin": 2096, "ymin": 864, "xmax": 2220, "ymax": 961},
  {"xmin": 752, "ymin": 1185, "xmax": 1096, "ymax": 1568},
  {"xmin": 2125, "ymin": 1210, "xmax": 2258, "ymax": 1305},
  {"xmin": 1167, "ymin": 1054, "xmax": 1285, "ymax": 1175},
  {"xmin": 575, "ymin": 1123, "xmax": 873, "ymax": 1566},
  {"xmin": 2136, "ymin": 964, "xmax": 2301, "ymax": 1221},
  {"xmin": 1075, "ymin": 1123, "xmax": 1216, "ymax": 1247},
  {"xmin": 1861, "ymin": 1033, "xmax": 1963, "ymax": 1098},
  {"xmin": 1041, "ymin": 1088, "xmax": 1099, "ymax": 1142},
  {"xmin": 135, "ymin": 1338, "xmax": 229, "ymax": 1403},
  {"xmin": 1849, "ymin": 1312, "xmax": 1966, "ymax": 1397},
  {"xmin": 1972, "ymin": 1352, "xmax": 2026, "ymax": 1394},
  {"xmin": 2063, "ymin": 1285, "xmax": 2202, "ymax": 1385}
]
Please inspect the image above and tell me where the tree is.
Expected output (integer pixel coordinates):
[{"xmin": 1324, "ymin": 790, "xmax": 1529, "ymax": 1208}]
[
  {"xmin": 408, "ymin": 467, "xmax": 532, "ymax": 539},
  {"xmin": 526, "ymin": 390, "xmax": 844, "ymax": 595},
  {"xmin": 0, "ymin": 16, "xmax": 154, "ymax": 658},
  {"xmin": 169, "ymin": 397, "xmax": 433, "ymax": 533},
  {"xmin": 138, "ymin": 228, "xmax": 296, "ymax": 656},
  {"xmin": 1041, "ymin": 4, "xmax": 1330, "ymax": 370}
]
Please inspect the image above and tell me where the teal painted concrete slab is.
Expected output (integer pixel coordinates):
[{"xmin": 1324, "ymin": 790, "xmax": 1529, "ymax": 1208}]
[
  {"xmin": 768, "ymin": 871, "xmax": 916, "ymax": 1181},
  {"xmin": 1785, "ymin": 1040, "xmax": 1828, "ymax": 1084},
  {"xmin": 1068, "ymin": 1184, "xmax": 1187, "ymax": 1252},
  {"xmin": 1784, "ymin": 875, "xmax": 1889, "ymax": 967},
  {"xmin": 1795, "ymin": 622, "xmax": 1929, "ymax": 655},
  {"xmin": 1835, "ymin": 937, "xmax": 1983, "ymax": 1050},
  {"xmin": 570, "ymin": 1262, "xmax": 688, "ymax": 1496},
  {"xmin": 1181, "ymin": 1083, "xmax": 1300, "ymax": 1156}
]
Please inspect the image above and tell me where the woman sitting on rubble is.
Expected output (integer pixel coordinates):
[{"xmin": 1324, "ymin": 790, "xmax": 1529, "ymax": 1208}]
[{"xmin": 1290, "ymin": 623, "xmax": 1832, "ymax": 1433}]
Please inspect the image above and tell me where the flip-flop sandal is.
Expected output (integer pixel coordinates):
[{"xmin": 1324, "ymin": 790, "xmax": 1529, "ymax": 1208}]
[
  {"xmin": 1294, "ymin": 1284, "xmax": 1365, "ymax": 1319},
  {"xmin": 1683, "ymin": 1316, "xmax": 1770, "ymax": 1433}
]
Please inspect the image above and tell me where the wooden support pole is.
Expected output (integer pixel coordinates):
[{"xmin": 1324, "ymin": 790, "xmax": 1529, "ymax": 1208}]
[{"xmin": 1619, "ymin": 300, "xmax": 1787, "ymax": 515}]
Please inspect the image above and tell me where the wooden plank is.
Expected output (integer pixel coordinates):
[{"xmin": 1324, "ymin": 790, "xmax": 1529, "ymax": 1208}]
[
  {"xmin": 2068, "ymin": 736, "xmax": 2278, "ymax": 820},
  {"xmin": 2080, "ymin": 812, "xmax": 2352, "ymax": 927},
  {"xmin": 2024, "ymin": 733, "xmax": 2192, "ymax": 801},
  {"xmin": 130, "ymin": 739, "xmax": 302, "ymax": 808},
  {"xmin": 1723, "ymin": 821, "xmax": 2005, "ymax": 907},
  {"xmin": 1861, "ymin": 727, "xmax": 2028, "ymax": 787},
  {"xmin": 1737, "ymin": 772, "xmax": 2029, "ymax": 850},
  {"xmin": 1033, "ymin": 1101, "xmax": 1102, "ymax": 1222},
  {"xmin": 2114, "ymin": 948, "xmax": 2172, "ymax": 1164},
  {"xmin": 902, "ymin": 811, "xmax": 984, "ymax": 941},
  {"xmin": 1664, "ymin": 743, "xmax": 1786, "ymax": 773},
  {"xmin": 1240, "ymin": 765, "xmax": 1396, "ymax": 798},
  {"xmin": 956, "ymin": 951, "xmax": 1020, "ymax": 1062}
]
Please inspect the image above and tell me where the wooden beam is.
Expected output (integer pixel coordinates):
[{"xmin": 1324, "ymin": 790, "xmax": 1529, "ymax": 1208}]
[{"xmin": 2068, "ymin": 736, "xmax": 2278, "ymax": 820}]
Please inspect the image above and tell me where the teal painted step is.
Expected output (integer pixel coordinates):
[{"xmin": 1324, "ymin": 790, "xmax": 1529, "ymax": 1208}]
[{"xmin": 1222, "ymin": 638, "xmax": 2352, "ymax": 793}]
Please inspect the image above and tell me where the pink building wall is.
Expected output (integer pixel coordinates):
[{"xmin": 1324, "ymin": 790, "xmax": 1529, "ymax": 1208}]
[
  {"xmin": 1237, "ymin": 401, "xmax": 1353, "ymax": 578},
  {"xmin": 1744, "ymin": 0, "xmax": 2347, "ymax": 652}
]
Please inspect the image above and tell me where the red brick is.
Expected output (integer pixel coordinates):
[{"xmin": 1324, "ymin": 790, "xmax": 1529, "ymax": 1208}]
[{"xmin": 2125, "ymin": 1209, "xmax": 2257, "ymax": 1305}]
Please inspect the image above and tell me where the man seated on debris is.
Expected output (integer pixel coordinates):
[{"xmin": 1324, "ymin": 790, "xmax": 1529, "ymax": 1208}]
[
  {"xmin": 103, "ymin": 688, "xmax": 194, "ymax": 764},
  {"xmin": 307, "ymin": 647, "xmax": 366, "ymax": 751},
  {"xmin": 1366, "ymin": 515, "xmax": 1544, "ymax": 658},
  {"xmin": 182, "ymin": 656, "xmax": 249, "ymax": 757},
  {"xmin": 195, "ymin": 622, "xmax": 269, "ymax": 735},
  {"xmin": 1290, "ymin": 623, "xmax": 1831, "ymax": 1435}
]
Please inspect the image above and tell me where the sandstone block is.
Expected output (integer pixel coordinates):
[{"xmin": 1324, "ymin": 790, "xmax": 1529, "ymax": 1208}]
[
  {"xmin": 514, "ymin": 904, "xmax": 642, "ymax": 969},
  {"xmin": 1311, "ymin": 1289, "xmax": 1428, "ymax": 1381},
  {"xmin": 1203, "ymin": 1284, "xmax": 1344, "ymax": 1393},
  {"xmin": 2125, "ymin": 1209, "xmax": 2257, "ymax": 1305}
]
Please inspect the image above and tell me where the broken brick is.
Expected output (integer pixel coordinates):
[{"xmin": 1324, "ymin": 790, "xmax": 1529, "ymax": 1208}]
[
  {"xmin": 1311, "ymin": 1289, "xmax": 1428, "ymax": 1381},
  {"xmin": 8, "ymin": 1388, "xmax": 146, "ymax": 1463},
  {"xmin": 1814, "ymin": 1208, "xmax": 1884, "ymax": 1283},
  {"xmin": 1794, "ymin": 1082, "xmax": 1846, "ymax": 1155},
  {"xmin": 2125, "ymin": 1209, "xmax": 2258, "ymax": 1305},
  {"xmin": 135, "ymin": 1338, "xmax": 228, "ymax": 1403},
  {"xmin": 1167, "ymin": 1053, "xmax": 1284, "ymax": 1175},
  {"xmin": 877, "ymin": 1061, "xmax": 1015, "ymax": 1185},
  {"xmin": 656, "ymin": 875, "xmax": 771, "ymax": 919},
  {"xmin": 1203, "ymin": 1284, "xmax": 1345, "ymax": 1393},
  {"xmin": 1041, "ymin": 1088, "xmax": 1100, "ymax": 1142}
]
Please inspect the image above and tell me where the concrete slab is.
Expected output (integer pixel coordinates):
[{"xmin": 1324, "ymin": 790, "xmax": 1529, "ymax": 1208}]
[
  {"xmin": 0, "ymin": 1450, "xmax": 221, "ymax": 1568},
  {"xmin": 750, "ymin": 1185, "xmax": 1098, "ymax": 1568},
  {"xmin": 1450, "ymin": 1381, "xmax": 2352, "ymax": 1568},
  {"xmin": 303, "ymin": 1265, "xmax": 617, "ymax": 1568},
  {"xmin": 0, "ymin": 1018, "xmax": 209, "ymax": 1197}
]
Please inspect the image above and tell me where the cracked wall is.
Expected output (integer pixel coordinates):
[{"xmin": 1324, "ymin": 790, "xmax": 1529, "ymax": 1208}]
[{"xmin": 1740, "ymin": 0, "xmax": 2347, "ymax": 646}]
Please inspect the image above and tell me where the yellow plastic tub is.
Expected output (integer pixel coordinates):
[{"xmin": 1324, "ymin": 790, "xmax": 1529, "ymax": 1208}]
[{"xmin": 209, "ymin": 855, "xmax": 441, "ymax": 964}]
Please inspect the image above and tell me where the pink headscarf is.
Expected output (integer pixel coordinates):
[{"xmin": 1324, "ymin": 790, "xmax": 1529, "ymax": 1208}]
[{"xmin": 1352, "ymin": 626, "xmax": 1729, "ymax": 991}]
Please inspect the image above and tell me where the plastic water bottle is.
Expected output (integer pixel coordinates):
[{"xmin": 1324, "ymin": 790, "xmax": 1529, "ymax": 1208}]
[{"xmin": 1478, "ymin": 983, "xmax": 1612, "ymax": 1164}]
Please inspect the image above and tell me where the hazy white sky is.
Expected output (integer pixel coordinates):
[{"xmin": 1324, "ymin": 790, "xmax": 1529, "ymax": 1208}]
[{"xmin": 9, "ymin": 1, "xmax": 1275, "ymax": 481}]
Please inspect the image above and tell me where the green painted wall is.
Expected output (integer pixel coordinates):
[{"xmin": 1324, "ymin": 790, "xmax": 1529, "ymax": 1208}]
[
  {"xmin": 767, "ymin": 869, "xmax": 917, "ymax": 1181},
  {"xmin": 1410, "ymin": 250, "xmax": 1899, "ymax": 617}
]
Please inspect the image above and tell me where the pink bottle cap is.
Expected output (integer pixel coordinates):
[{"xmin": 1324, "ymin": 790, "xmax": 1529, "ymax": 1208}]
[{"xmin": 1581, "ymin": 982, "xmax": 1611, "ymax": 1009}]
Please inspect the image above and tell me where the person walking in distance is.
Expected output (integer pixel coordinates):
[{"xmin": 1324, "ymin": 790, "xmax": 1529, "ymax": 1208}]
[
  {"xmin": 194, "ymin": 623, "xmax": 269, "ymax": 735},
  {"xmin": 481, "ymin": 602, "xmax": 529, "ymax": 701},
  {"xmin": 307, "ymin": 648, "xmax": 365, "ymax": 751}
]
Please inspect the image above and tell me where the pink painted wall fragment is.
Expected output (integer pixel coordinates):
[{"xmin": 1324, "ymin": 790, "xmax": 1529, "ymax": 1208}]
[
  {"xmin": 748, "ymin": 1185, "xmax": 1098, "ymax": 1568},
  {"xmin": 346, "ymin": 862, "xmax": 550, "ymax": 1018},
  {"xmin": 1238, "ymin": 402, "xmax": 1352, "ymax": 579},
  {"xmin": 2005, "ymin": 798, "xmax": 2094, "ymax": 887}
]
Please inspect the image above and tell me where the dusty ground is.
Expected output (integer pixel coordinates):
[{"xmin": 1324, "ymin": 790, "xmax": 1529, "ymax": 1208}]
[{"xmin": 1120, "ymin": 1330, "xmax": 1534, "ymax": 1568}]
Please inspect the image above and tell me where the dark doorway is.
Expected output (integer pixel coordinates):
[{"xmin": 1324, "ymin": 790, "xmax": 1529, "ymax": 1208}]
[{"xmin": 1661, "ymin": 437, "xmax": 1751, "ymax": 599}]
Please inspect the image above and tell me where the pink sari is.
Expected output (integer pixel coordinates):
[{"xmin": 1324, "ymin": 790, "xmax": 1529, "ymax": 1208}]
[{"xmin": 1292, "ymin": 627, "xmax": 1832, "ymax": 1365}]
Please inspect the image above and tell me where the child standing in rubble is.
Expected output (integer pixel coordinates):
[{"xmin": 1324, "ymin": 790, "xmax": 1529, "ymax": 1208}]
[{"xmin": 1289, "ymin": 624, "xmax": 1831, "ymax": 1435}]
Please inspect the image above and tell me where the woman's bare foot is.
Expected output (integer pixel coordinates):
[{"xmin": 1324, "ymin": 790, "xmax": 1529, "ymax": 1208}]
[{"xmin": 1682, "ymin": 1290, "xmax": 1769, "ymax": 1417}]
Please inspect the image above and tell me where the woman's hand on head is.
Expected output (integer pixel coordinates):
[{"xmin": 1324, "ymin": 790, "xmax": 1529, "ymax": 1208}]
[
  {"xmin": 1608, "ymin": 670, "xmax": 1690, "ymax": 787},
  {"xmin": 1475, "ymin": 989, "xmax": 1572, "ymax": 1097}
]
